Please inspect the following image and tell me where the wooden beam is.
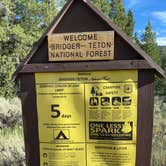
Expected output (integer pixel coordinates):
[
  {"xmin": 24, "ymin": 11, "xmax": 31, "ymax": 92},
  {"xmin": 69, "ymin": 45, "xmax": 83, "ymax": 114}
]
[
  {"xmin": 20, "ymin": 74, "xmax": 40, "ymax": 166},
  {"xmin": 136, "ymin": 70, "xmax": 155, "ymax": 166},
  {"xmin": 20, "ymin": 60, "xmax": 152, "ymax": 73}
]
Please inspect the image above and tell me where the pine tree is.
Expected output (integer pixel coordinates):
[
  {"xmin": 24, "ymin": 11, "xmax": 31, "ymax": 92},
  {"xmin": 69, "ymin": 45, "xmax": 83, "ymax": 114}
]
[
  {"xmin": 109, "ymin": 0, "xmax": 135, "ymax": 38},
  {"xmin": 109, "ymin": 0, "xmax": 127, "ymax": 32},
  {"xmin": 155, "ymin": 47, "xmax": 166, "ymax": 96},
  {"xmin": 0, "ymin": 0, "xmax": 61, "ymax": 98},
  {"xmin": 141, "ymin": 21, "xmax": 160, "ymax": 64},
  {"xmin": 91, "ymin": 0, "xmax": 111, "ymax": 15},
  {"xmin": 141, "ymin": 21, "xmax": 162, "ymax": 95},
  {"xmin": 91, "ymin": 0, "xmax": 135, "ymax": 38},
  {"xmin": 125, "ymin": 9, "xmax": 135, "ymax": 38},
  {"xmin": 134, "ymin": 32, "xmax": 141, "ymax": 46}
]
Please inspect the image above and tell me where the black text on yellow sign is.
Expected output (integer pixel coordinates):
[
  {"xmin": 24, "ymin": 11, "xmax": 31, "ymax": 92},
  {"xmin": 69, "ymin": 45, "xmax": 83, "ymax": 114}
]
[{"xmin": 35, "ymin": 70, "xmax": 138, "ymax": 166}]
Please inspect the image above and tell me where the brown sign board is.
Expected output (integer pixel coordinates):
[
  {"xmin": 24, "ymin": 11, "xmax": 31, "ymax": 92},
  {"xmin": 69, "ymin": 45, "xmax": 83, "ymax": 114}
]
[
  {"xmin": 12, "ymin": 0, "xmax": 165, "ymax": 166},
  {"xmin": 48, "ymin": 31, "xmax": 114, "ymax": 61}
]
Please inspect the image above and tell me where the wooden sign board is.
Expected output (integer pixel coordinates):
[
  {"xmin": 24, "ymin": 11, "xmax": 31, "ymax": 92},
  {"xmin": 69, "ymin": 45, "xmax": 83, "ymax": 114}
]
[
  {"xmin": 13, "ymin": 1, "xmax": 165, "ymax": 166},
  {"xmin": 48, "ymin": 31, "xmax": 114, "ymax": 61}
]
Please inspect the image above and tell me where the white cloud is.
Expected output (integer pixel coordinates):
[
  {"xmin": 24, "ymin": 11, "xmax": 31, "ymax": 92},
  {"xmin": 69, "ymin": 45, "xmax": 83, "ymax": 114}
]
[
  {"xmin": 125, "ymin": 0, "xmax": 140, "ymax": 8},
  {"xmin": 152, "ymin": 11, "xmax": 166, "ymax": 24},
  {"xmin": 156, "ymin": 32, "xmax": 160, "ymax": 36},
  {"xmin": 157, "ymin": 37, "xmax": 166, "ymax": 46}
]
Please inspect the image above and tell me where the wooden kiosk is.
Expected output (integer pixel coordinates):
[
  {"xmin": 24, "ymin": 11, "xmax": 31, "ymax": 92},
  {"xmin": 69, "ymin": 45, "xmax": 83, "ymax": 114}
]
[{"xmin": 13, "ymin": 0, "xmax": 164, "ymax": 166}]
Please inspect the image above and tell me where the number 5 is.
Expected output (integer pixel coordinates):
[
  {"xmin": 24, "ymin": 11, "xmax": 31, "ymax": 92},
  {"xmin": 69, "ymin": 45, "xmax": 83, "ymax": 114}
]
[{"xmin": 51, "ymin": 104, "xmax": 60, "ymax": 118}]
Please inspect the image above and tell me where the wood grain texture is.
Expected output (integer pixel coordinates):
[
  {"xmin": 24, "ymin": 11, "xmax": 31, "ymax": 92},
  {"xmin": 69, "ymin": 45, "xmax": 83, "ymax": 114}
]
[
  {"xmin": 20, "ymin": 60, "xmax": 152, "ymax": 73},
  {"xmin": 20, "ymin": 74, "xmax": 40, "ymax": 166},
  {"xmin": 136, "ymin": 70, "xmax": 155, "ymax": 166},
  {"xmin": 48, "ymin": 31, "xmax": 114, "ymax": 61}
]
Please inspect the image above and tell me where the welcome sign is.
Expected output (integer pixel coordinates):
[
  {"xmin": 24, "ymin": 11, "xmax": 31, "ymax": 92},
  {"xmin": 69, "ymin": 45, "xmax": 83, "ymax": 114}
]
[{"xmin": 48, "ymin": 31, "xmax": 114, "ymax": 61}]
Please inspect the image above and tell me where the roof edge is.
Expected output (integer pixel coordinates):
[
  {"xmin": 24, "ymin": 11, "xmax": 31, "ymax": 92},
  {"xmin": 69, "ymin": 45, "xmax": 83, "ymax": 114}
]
[
  {"xmin": 84, "ymin": 0, "xmax": 164, "ymax": 78},
  {"xmin": 12, "ymin": 0, "xmax": 165, "ymax": 81},
  {"xmin": 12, "ymin": 0, "xmax": 74, "ymax": 81}
]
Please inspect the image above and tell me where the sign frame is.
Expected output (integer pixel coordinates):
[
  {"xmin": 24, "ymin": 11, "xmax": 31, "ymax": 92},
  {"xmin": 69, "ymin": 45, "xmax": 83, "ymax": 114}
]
[{"xmin": 14, "ymin": 0, "xmax": 164, "ymax": 166}]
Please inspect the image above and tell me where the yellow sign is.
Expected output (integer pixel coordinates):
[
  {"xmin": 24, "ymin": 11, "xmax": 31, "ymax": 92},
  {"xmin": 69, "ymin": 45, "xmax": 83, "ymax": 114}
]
[
  {"xmin": 35, "ymin": 70, "xmax": 138, "ymax": 166},
  {"xmin": 48, "ymin": 31, "xmax": 114, "ymax": 61}
]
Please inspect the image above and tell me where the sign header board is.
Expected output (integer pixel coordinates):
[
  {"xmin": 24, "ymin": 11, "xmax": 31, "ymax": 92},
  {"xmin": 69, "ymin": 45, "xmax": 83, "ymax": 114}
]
[{"xmin": 48, "ymin": 31, "xmax": 114, "ymax": 61}]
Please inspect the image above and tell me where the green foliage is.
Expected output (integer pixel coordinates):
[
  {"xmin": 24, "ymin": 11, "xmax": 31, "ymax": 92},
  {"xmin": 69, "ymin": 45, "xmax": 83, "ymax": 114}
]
[
  {"xmin": 135, "ymin": 21, "xmax": 165, "ymax": 96},
  {"xmin": 91, "ymin": 0, "xmax": 111, "ymax": 15},
  {"xmin": 134, "ymin": 32, "xmax": 141, "ymax": 46},
  {"xmin": 155, "ymin": 46, "xmax": 166, "ymax": 96},
  {"xmin": 141, "ymin": 21, "xmax": 160, "ymax": 64},
  {"xmin": 90, "ymin": 0, "xmax": 135, "ymax": 38},
  {"xmin": 109, "ymin": 0, "xmax": 135, "ymax": 37},
  {"xmin": 125, "ymin": 9, "xmax": 135, "ymax": 38},
  {"xmin": 0, "ymin": 0, "xmax": 61, "ymax": 98},
  {"xmin": 109, "ymin": 0, "xmax": 127, "ymax": 32}
]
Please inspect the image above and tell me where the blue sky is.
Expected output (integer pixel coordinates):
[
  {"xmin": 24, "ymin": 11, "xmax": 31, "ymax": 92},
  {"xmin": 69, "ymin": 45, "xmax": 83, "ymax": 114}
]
[{"xmin": 123, "ymin": 0, "xmax": 166, "ymax": 46}]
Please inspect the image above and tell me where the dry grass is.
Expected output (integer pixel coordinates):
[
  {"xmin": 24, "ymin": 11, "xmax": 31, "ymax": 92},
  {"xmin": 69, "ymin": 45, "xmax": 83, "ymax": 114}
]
[
  {"xmin": 0, "ymin": 97, "xmax": 22, "ymax": 128},
  {"xmin": 0, "ymin": 127, "xmax": 25, "ymax": 166}
]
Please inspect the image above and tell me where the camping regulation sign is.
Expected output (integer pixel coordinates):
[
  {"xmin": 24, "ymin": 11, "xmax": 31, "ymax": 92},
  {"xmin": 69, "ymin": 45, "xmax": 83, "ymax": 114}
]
[
  {"xmin": 35, "ymin": 70, "xmax": 138, "ymax": 166},
  {"xmin": 48, "ymin": 31, "xmax": 114, "ymax": 61}
]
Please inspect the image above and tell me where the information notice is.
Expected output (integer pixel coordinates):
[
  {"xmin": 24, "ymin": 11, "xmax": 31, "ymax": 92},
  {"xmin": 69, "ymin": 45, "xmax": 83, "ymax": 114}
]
[
  {"xmin": 48, "ymin": 31, "xmax": 114, "ymax": 61},
  {"xmin": 35, "ymin": 70, "xmax": 138, "ymax": 166}
]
